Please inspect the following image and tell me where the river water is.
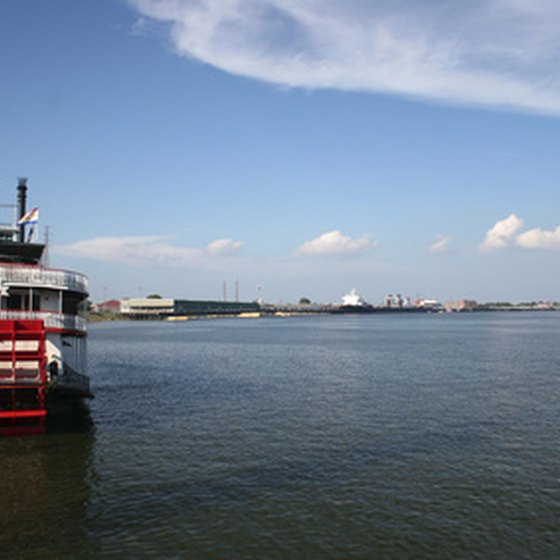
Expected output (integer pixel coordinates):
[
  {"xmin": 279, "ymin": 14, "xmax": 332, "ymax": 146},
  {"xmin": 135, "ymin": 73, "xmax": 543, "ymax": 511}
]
[{"xmin": 1, "ymin": 313, "xmax": 559, "ymax": 558}]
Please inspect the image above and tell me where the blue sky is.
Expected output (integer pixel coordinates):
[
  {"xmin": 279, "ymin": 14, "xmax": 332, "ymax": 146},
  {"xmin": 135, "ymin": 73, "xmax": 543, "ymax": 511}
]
[{"xmin": 2, "ymin": 0, "xmax": 560, "ymax": 303}]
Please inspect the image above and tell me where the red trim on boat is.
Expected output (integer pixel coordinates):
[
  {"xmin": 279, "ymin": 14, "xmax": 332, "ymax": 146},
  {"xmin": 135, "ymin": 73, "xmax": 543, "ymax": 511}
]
[{"xmin": 45, "ymin": 328, "xmax": 86, "ymax": 337}]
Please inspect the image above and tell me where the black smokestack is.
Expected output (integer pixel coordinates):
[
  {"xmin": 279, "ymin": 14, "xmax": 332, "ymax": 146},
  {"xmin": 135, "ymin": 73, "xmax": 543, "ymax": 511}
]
[{"xmin": 17, "ymin": 177, "xmax": 27, "ymax": 242}]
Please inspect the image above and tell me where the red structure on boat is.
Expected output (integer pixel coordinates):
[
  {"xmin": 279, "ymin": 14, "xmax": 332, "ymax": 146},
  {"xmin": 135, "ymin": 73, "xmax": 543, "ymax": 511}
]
[{"xmin": 0, "ymin": 320, "xmax": 47, "ymax": 432}]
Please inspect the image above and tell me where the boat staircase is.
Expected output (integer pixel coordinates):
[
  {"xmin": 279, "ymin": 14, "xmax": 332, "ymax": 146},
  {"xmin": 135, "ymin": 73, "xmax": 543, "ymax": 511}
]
[{"xmin": 0, "ymin": 320, "xmax": 47, "ymax": 434}]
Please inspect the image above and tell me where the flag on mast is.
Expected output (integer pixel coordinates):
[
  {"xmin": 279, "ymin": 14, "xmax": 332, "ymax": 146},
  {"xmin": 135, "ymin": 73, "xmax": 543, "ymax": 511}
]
[{"xmin": 18, "ymin": 207, "xmax": 39, "ymax": 225}]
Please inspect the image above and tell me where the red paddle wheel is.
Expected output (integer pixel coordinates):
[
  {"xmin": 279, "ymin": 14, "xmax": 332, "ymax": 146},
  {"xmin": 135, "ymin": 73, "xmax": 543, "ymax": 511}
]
[{"xmin": 0, "ymin": 320, "xmax": 47, "ymax": 435}]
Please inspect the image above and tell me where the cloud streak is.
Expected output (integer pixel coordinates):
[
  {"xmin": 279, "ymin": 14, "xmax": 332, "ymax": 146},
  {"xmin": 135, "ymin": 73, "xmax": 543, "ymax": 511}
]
[
  {"xmin": 54, "ymin": 235, "xmax": 244, "ymax": 266},
  {"xmin": 294, "ymin": 230, "xmax": 377, "ymax": 257},
  {"xmin": 130, "ymin": 0, "xmax": 560, "ymax": 115},
  {"xmin": 429, "ymin": 234, "xmax": 452, "ymax": 254}
]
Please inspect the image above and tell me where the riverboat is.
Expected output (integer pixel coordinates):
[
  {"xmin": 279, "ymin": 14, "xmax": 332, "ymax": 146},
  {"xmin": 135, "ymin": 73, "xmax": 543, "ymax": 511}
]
[{"xmin": 0, "ymin": 179, "xmax": 92, "ymax": 434}]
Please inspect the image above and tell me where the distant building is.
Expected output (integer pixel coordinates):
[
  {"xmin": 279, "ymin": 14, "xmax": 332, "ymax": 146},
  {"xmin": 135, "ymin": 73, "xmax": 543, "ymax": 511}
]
[
  {"xmin": 384, "ymin": 293, "xmax": 411, "ymax": 308},
  {"xmin": 120, "ymin": 298, "xmax": 174, "ymax": 318},
  {"xmin": 119, "ymin": 297, "xmax": 259, "ymax": 319},
  {"xmin": 445, "ymin": 300, "xmax": 478, "ymax": 312},
  {"xmin": 173, "ymin": 299, "xmax": 260, "ymax": 316},
  {"xmin": 97, "ymin": 299, "xmax": 121, "ymax": 313},
  {"xmin": 413, "ymin": 298, "xmax": 442, "ymax": 310}
]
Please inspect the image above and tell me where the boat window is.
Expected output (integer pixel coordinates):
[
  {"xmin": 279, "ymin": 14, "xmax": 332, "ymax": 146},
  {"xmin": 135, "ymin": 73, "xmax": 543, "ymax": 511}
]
[
  {"xmin": 62, "ymin": 293, "xmax": 81, "ymax": 315},
  {"xmin": 5, "ymin": 292, "xmax": 40, "ymax": 310}
]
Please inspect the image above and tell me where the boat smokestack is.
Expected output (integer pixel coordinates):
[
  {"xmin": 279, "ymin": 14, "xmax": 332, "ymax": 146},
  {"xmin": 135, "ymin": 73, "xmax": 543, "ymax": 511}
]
[{"xmin": 17, "ymin": 177, "xmax": 27, "ymax": 242}]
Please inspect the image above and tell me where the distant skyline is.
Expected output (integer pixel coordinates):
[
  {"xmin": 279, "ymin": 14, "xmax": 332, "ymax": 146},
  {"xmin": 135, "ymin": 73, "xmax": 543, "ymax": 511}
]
[{"xmin": 2, "ymin": 0, "xmax": 560, "ymax": 303}]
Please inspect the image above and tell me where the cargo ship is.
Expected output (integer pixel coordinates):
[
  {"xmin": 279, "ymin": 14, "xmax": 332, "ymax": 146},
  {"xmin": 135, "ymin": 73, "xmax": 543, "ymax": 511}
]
[{"xmin": 0, "ymin": 179, "xmax": 92, "ymax": 434}]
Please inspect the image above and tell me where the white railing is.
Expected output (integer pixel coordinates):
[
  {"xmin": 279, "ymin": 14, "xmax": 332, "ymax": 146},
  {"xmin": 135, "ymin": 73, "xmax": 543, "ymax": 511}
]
[
  {"xmin": 0, "ymin": 265, "xmax": 88, "ymax": 294},
  {"xmin": 0, "ymin": 310, "xmax": 87, "ymax": 333}
]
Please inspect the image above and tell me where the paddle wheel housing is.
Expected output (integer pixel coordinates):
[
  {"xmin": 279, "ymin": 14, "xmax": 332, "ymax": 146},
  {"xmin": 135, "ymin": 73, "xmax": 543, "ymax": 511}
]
[{"xmin": 0, "ymin": 319, "xmax": 47, "ymax": 432}]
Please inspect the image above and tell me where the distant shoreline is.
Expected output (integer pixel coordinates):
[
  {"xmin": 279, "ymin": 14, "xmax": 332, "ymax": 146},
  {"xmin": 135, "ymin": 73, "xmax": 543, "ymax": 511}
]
[{"xmin": 87, "ymin": 305, "xmax": 560, "ymax": 323}]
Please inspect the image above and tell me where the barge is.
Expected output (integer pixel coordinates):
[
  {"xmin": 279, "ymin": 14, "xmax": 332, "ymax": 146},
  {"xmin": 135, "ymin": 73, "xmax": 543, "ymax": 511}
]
[{"xmin": 0, "ymin": 179, "xmax": 92, "ymax": 434}]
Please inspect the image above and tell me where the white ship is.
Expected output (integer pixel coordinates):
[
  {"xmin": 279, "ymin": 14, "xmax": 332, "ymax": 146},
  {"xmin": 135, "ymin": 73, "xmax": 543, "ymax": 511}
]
[
  {"xmin": 0, "ymin": 179, "xmax": 92, "ymax": 433},
  {"xmin": 341, "ymin": 289, "xmax": 368, "ymax": 307}
]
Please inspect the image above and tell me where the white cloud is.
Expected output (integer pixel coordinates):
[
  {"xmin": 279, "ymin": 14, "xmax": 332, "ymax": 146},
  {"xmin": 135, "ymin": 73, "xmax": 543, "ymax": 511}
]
[
  {"xmin": 294, "ymin": 230, "xmax": 377, "ymax": 257},
  {"xmin": 429, "ymin": 234, "xmax": 452, "ymax": 254},
  {"xmin": 206, "ymin": 238, "xmax": 244, "ymax": 256},
  {"xmin": 130, "ymin": 0, "xmax": 560, "ymax": 115},
  {"xmin": 517, "ymin": 226, "xmax": 560, "ymax": 250},
  {"xmin": 480, "ymin": 214, "xmax": 524, "ymax": 252},
  {"xmin": 54, "ymin": 235, "xmax": 243, "ymax": 265}
]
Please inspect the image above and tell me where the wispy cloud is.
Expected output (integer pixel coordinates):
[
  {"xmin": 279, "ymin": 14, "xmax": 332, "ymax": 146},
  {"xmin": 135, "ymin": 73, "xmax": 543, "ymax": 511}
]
[
  {"xmin": 429, "ymin": 234, "xmax": 453, "ymax": 254},
  {"xmin": 131, "ymin": 16, "xmax": 149, "ymax": 36},
  {"xmin": 294, "ymin": 230, "xmax": 377, "ymax": 257},
  {"xmin": 130, "ymin": 0, "xmax": 560, "ymax": 115},
  {"xmin": 54, "ymin": 235, "xmax": 244, "ymax": 265},
  {"xmin": 480, "ymin": 214, "xmax": 524, "ymax": 252},
  {"xmin": 206, "ymin": 238, "xmax": 244, "ymax": 256}
]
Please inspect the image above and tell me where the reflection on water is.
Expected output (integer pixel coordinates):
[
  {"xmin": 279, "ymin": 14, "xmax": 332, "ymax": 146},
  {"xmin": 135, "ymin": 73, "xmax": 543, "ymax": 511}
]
[
  {"xmin": 46, "ymin": 400, "xmax": 95, "ymax": 434},
  {"xmin": 0, "ymin": 400, "xmax": 94, "ymax": 437},
  {"xmin": 0, "ymin": 423, "xmax": 97, "ymax": 558}
]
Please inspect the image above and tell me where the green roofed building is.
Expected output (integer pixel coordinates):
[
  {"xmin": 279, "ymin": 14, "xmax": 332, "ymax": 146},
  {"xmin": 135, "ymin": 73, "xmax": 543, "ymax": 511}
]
[
  {"xmin": 120, "ymin": 297, "xmax": 260, "ymax": 319},
  {"xmin": 174, "ymin": 300, "xmax": 260, "ymax": 316}
]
